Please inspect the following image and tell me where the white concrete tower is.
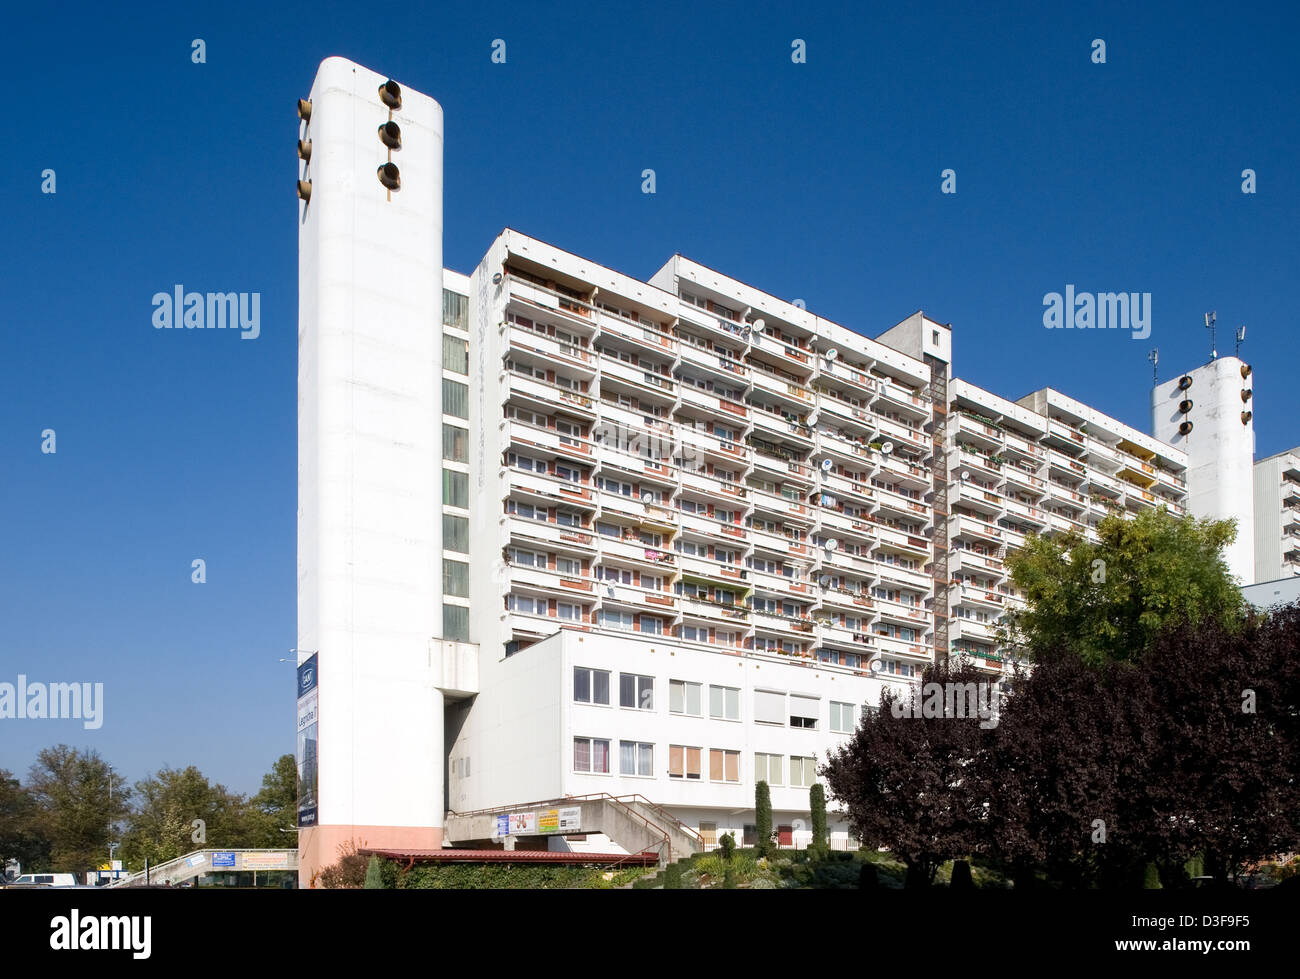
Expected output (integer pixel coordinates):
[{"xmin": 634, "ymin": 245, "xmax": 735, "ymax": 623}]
[
  {"xmin": 297, "ymin": 56, "xmax": 445, "ymax": 885},
  {"xmin": 1152, "ymin": 356, "xmax": 1255, "ymax": 583}
]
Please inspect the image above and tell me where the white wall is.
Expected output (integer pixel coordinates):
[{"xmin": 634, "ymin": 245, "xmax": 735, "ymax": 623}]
[
  {"xmin": 298, "ymin": 56, "xmax": 445, "ymax": 831},
  {"xmin": 1152, "ymin": 358, "xmax": 1255, "ymax": 583}
]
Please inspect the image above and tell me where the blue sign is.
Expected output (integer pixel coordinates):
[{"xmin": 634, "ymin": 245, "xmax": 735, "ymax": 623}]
[
  {"xmin": 212, "ymin": 851, "xmax": 236, "ymax": 868},
  {"xmin": 496, "ymin": 814, "xmax": 510, "ymax": 839}
]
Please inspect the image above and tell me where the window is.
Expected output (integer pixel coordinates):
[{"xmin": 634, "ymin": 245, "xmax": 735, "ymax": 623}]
[
  {"xmin": 790, "ymin": 695, "xmax": 820, "ymax": 729},
  {"xmin": 507, "ymin": 594, "xmax": 541, "ymax": 614},
  {"xmin": 597, "ymin": 609, "xmax": 635, "ymax": 630},
  {"xmin": 830, "ymin": 701, "xmax": 856, "ymax": 734},
  {"xmin": 443, "ymin": 470, "xmax": 468, "ymax": 508},
  {"xmin": 442, "ymin": 604, "xmax": 469, "ymax": 641},
  {"xmin": 574, "ymin": 737, "xmax": 610, "ymax": 774},
  {"xmin": 442, "ymin": 424, "xmax": 468, "ymax": 462},
  {"xmin": 574, "ymin": 667, "xmax": 611, "ymax": 705},
  {"xmin": 443, "ymin": 514, "xmax": 469, "ymax": 552},
  {"xmin": 668, "ymin": 745, "xmax": 702, "ymax": 780},
  {"xmin": 620, "ymin": 673, "xmax": 654, "ymax": 710},
  {"xmin": 620, "ymin": 741, "xmax": 654, "ymax": 777},
  {"xmin": 508, "ymin": 547, "xmax": 545, "ymax": 567},
  {"xmin": 709, "ymin": 748, "xmax": 740, "ymax": 783},
  {"xmin": 754, "ymin": 752, "xmax": 784, "ymax": 786},
  {"xmin": 556, "ymin": 556, "xmax": 580, "ymax": 577},
  {"xmin": 557, "ymin": 602, "xmax": 582, "ymax": 621},
  {"xmin": 754, "ymin": 689, "xmax": 785, "ymax": 725},
  {"xmin": 443, "ymin": 334, "xmax": 469, "ymax": 374},
  {"xmin": 442, "ymin": 378, "xmax": 469, "ymax": 418},
  {"xmin": 442, "ymin": 289, "xmax": 468, "ymax": 329},
  {"xmin": 709, "ymin": 685, "xmax": 740, "ymax": 721},
  {"xmin": 639, "ymin": 615, "xmax": 663, "ymax": 635},
  {"xmin": 443, "ymin": 559, "xmax": 469, "ymax": 598},
  {"xmin": 669, "ymin": 679, "xmax": 702, "ymax": 716},
  {"xmin": 789, "ymin": 756, "xmax": 817, "ymax": 787}
]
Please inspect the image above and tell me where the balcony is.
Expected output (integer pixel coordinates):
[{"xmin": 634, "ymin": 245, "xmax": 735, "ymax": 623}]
[
  {"xmin": 872, "ymin": 560, "xmax": 931, "ymax": 592},
  {"xmin": 873, "ymin": 380, "xmax": 930, "ymax": 416},
  {"xmin": 505, "ymin": 420, "xmax": 594, "ymax": 464},
  {"xmin": 677, "ymin": 382, "xmax": 749, "ymax": 421},
  {"xmin": 815, "ymin": 392, "xmax": 876, "ymax": 435},
  {"xmin": 510, "ymin": 563, "xmax": 596, "ymax": 598},
  {"xmin": 596, "ymin": 308, "xmax": 677, "ymax": 357},
  {"xmin": 955, "ymin": 412, "xmax": 1003, "ymax": 447},
  {"xmin": 600, "ymin": 357, "xmax": 676, "ymax": 401},
  {"xmin": 506, "ymin": 277, "xmax": 599, "ymax": 335},
  {"xmin": 506, "ymin": 516, "xmax": 597, "ymax": 554},
  {"xmin": 750, "ymin": 363, "xmax": 815, "ymax": 408},
  {"xmin": 504, "ymin": 371, "xmax": 597, "ymax": 419},
  {"xmin": 600, "ymin": 534, "xmax": 678, "ymax": 570},
  {"xmin": 953, "ymin": 513, "xmax": 1002, "ymax": 545},
  {"xmin": 876, "ymin": 416, "xmax": 931, "ymax": 453},
  {"xmin": 505, "ymin": 324, "xmax": 597, "ymax": 377}
]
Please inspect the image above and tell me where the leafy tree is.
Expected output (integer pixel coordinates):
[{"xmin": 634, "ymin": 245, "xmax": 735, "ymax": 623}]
[
  {"xmin": 25, "ymin": 745, "xmax": 130, "ymax": 874},
  {"xmin": 364, "ymin": 855, "xmax": 384, "ymax": 889},
  {"xmin": 822, "ymin": 664, "xmax": 992, "ymax": 887},
  {"xmin": 119, "ymin": 766, "xmax": 249, "ymax": 867},
  {"xmin": 245, "ymin": 754, "xmax": 298, "ymax": 848},
  {"xmin": 754, "ymin": 781, "xmax": 773, "ymax": 858},
  {"xmin": 981, "ymin": 657, "xmax": 1157, "ymax": 889},
  {"xmin": 1001, "ymin": 506, "xmax": 1243, "ymax": 666},
  {"xmin": 0, "ymin": 769, "xmax": 50, "ymax": 874}
]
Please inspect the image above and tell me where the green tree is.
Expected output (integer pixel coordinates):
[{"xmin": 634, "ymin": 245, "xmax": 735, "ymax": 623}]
[
  {"xmin": 245, "ymin": 754, "xmax": 298, "ymax": 847},
  {"xmin": 1001, "ymin": 506, "xmax": 1243, "ymax": 666},
  {"xmin": 26, "ymin": 746, "xmax": 130, "ymax": 874},
  {"xmin": 119, "ymin": 766, "xmax": 248, "ymax": 868},
  {"xmin": 364, "ymin": 855, "xmax": 384, "ymax": 889},
  {"xmin": 809, "ymin": 783, "xmax": 828, "ymax": 858},
  {"xmin": 755, "ymin": 781, "xmax": 773, "ymax": 858},
  {"xmin": 0, "ymin": 769, "xmax": 50, "ymax": 874}
]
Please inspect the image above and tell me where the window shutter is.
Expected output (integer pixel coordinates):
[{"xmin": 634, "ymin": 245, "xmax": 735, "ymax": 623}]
[
  {"xmin": 709, "ymin": 749, "xmax": 724, "ymax": 781},
  {"xmin": 754, "ymin": 689, "xmax": 785, "ymax": 724},
  {"xmin": 686, "ymin": 747, "xmax": 701, "ymax": 778},
  {"xmin": 724, "ymin": 750, "xmax": 739, "ymax": 782},
  {"xmin": 669, "ymin": 745, "xmax": 684, "ymax": 777}
]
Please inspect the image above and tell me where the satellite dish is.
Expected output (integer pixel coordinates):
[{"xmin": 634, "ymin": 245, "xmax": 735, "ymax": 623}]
[
  {"xmin": 820, "ymin": 458, "xmax": 834, "ymax": 472},
  {"xmin": 960, "ymin": 470, "xmax": 970, "ymax": 481},
  {"xmin": 807, "ymin": 410, "xmax": 820, "ymax": 426},
  {"xmin": 880, "ymin": 441, "xmax": 894, "ymax": 455},
  {"xmin": 818, "ymin": 575, "xmax": 832, "ymax": 588},
  {"xmin": 824, "ymin": 538, "xmax": 839, "ymax": 552},
  {"xmin": 491, "ymin": 272, "xmax": 503, "ymax": 285},
  {"xmin": 750, "ymin": 318, "xmax": 765, "ymax": 335},
  {"xmin": 642, "ymin": 491, "xmax": 654, "ymax": 503},
  {"xmin": 826, "ymin": 348, "xmax": 839, "ymax": 362}
]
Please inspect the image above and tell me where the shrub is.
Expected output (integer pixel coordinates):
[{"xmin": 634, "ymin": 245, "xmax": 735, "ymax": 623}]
[
  {"xmin": 810, "ymin": 783, "xmax": 828, "ymax": 858},
  {"xmin": 719, "ymin": 831, "xmax": 736, "ymax": 862},
  {"xmin": 755, "ymin": 781, "xmax": 773, "ymax": 858},
  {"xmin": 364, "ymin": 855, "xmax": 384, "ymax": 889},
  {"xmin": 664, "ymin": 861, "xmax": 683, "ymax": 889},
  {"xmin": 316, "ymin": 840, "xmax": 369, "ymax": 889},
  {"xmin": 950, "ymin": 860, "xmax": 973, "ymax": 890},
  {"xmin": 859, "ymin": 863, "xmax": 879, "ymax": 889}
]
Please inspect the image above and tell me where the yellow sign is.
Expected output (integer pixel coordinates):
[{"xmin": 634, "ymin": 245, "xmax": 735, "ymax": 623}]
[{"xmin": 538, "ymin": 809, "xmax": 560, "ymax": 833}]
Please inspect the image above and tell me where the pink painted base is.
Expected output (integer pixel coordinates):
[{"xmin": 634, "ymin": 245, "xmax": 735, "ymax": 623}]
[{"xmin": 299, "ymin": 824, "xmax": 444, "ymax": 888}]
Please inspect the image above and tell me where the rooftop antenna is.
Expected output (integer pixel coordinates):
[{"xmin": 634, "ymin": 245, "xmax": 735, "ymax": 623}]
[
  {"xmin": 1204, "ymin": 311, "xmax": 1217, "ymax": 360},
  {"xmin": 1234, "ymin": 325, "xmax": 1246, "ymax": 358},
  {"xmin": 1147, "ymin": 347, "xmax": 1159, "ymax": 386}
]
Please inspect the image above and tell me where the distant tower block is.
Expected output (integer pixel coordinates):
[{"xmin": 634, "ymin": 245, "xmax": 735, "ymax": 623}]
[{"xmin": 1152, "ymin": 357, "xmax": 1255, "ymax": 582}]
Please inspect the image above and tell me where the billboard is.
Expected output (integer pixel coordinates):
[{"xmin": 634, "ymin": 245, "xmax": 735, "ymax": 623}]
[{"xmin": 296, "ymin": 654, "xmax": 319, "ymax": 828}]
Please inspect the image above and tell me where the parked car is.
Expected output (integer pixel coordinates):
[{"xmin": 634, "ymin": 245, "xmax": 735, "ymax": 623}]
[{"xmin": 3, "ymin": 873, "xmax": 79, "ymax": 888}]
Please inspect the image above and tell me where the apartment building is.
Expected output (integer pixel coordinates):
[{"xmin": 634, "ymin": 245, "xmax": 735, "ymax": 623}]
[
  {"xmin": 296, "ymin": 57, "xmax": 1198, "ymax": 882},
  {"xmin": 1254, "ymin": 447, "xmax": 1300, "ymax": 582},
  {"xmin": 941, "ymin": 382, "xmax": 1188, "ymax": 672}
]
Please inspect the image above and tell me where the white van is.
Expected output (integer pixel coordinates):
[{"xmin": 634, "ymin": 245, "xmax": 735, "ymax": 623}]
[{"xmin": 5, "ymin": 873, "xmax": 79, "ymax": 887}]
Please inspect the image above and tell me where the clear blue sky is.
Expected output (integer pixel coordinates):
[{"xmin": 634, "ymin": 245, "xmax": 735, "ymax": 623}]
[{"xmin": 1, "ymin": 0, "xmax": 1296, "ymax": 794}]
